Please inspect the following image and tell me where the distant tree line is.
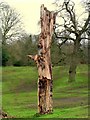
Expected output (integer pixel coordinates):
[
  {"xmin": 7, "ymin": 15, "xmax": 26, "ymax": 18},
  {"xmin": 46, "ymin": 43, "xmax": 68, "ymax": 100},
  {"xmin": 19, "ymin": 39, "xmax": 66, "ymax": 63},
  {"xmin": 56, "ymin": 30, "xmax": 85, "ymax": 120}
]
[{"xmin": 1, "ymin": 33, "xmax": 88, "ymax": 66}]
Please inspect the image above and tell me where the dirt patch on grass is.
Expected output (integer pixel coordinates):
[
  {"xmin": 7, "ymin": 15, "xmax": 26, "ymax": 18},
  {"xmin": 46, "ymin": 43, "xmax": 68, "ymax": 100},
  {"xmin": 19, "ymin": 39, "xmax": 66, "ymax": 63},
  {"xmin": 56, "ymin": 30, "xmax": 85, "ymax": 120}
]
[
  {"xmin": 57, "ymin": 85, "xmax": 88, "ymax": 93},
  {"xmin": 12, "ymin": 80, "xmax": 37, "ymax": 93},
  {"xmin": 56, "ymin": 96, "xmax": 86, "ymax": 102},
  {"xmin": 54, "ymin": 96, "xmax": 88, "ymax": 108}
]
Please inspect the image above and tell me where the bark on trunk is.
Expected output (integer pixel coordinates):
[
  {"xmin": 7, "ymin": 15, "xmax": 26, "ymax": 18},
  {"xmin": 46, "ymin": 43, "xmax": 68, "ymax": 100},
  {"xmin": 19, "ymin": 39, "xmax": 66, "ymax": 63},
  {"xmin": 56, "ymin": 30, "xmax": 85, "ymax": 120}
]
[
  {"xmin": 28, "ymin": 4, "xmax": 56, "ymax": 114},
  {"xmin": 68, "ymin": 40, "xmax": 80, "ymax": 82},
  {"xmin": 69, "ymin": 57, "xmax": 77, "ymax": 82}
]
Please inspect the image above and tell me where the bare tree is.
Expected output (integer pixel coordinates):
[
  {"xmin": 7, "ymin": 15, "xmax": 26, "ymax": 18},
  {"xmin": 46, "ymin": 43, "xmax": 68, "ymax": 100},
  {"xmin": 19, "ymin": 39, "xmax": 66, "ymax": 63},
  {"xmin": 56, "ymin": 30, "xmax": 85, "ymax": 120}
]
[
  {"xmin": 0, "ymin": 2, "xmax": 24, "ymax": 45},
  {"xmin": 54, "ymin": 0, "xmax": 89, "ymax": 82}
]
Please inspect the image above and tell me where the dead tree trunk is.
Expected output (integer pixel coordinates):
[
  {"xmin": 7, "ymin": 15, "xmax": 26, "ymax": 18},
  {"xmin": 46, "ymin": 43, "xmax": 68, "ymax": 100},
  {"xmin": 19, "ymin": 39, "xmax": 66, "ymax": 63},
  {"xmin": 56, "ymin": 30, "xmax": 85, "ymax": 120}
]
[{"xmin": 28, "ymin": 4, "xmax": 56, "ymax": 114}]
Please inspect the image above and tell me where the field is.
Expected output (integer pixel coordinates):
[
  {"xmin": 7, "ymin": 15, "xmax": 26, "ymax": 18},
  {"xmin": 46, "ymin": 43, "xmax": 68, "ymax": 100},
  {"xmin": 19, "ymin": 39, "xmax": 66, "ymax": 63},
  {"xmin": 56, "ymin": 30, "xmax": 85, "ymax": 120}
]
[{"xmin": 2, "ymin": 65, "xmax": 88, "ymax": 118}]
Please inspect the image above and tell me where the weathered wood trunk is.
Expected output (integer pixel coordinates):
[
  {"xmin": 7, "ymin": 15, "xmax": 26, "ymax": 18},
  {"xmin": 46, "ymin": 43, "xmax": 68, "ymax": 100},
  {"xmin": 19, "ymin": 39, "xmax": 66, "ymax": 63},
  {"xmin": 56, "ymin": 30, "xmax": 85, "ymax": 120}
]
[
  {"xmin": 68, "ymin": 40, "xmax": 80, "ymax": 82},
  {"xmin": 28, "ymin": 5, "xmax": 56, "ymax": 114}
]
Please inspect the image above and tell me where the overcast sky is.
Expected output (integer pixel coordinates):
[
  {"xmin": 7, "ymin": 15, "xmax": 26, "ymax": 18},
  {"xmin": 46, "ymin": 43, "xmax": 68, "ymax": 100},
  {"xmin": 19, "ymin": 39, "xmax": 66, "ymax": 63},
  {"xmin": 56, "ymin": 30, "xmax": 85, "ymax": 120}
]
[{"xmin": 1, "ymin": 0, "xmax": 86, "ymax": 35}]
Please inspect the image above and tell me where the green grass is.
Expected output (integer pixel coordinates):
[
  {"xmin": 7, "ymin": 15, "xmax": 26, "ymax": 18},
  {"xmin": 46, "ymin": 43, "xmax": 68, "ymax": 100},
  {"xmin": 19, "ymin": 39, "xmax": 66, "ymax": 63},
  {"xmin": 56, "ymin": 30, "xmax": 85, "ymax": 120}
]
[{"xmin": 2, "ymin": 64, "xmax": 89, "ymax": 118}]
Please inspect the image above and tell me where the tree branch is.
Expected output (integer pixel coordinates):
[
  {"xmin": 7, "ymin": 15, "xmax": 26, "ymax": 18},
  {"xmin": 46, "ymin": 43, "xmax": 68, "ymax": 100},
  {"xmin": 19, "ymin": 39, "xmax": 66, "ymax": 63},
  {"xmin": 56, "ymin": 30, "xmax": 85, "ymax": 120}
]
[
  {"xmin": 58, "ymin": 39, "xmax": 68, "ymax": 48},
  {"xmin": 81, "ymin": 37, "xmax": 89, "ymax": 40},
  {"xmin": 64, "ymin": 1, "xmax": 77, "ymax": 31},
  {"xmin": 80, "ymin": 12, "xmax": 90, "ymax": 35},
  {"xmin": 54, "ymin": 31, "xmax": 75, "ymax": 41},
  {"xmin": 27, "ymin": 54, "xmax": 38, "ymax": 62}
]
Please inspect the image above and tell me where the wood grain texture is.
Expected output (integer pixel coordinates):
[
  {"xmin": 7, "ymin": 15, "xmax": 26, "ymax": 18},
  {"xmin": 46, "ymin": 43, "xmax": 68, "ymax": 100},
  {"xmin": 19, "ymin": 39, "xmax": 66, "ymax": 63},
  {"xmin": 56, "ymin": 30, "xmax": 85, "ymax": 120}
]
[{"xmin": 28, "ymin": 4, "xmax": 56, "ymax": 114}]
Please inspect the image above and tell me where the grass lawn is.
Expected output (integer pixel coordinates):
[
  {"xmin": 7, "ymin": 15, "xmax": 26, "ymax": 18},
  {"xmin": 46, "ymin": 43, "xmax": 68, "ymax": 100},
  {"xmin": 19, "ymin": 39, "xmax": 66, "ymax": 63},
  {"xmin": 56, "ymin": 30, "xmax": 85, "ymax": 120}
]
[{"xmin": 2, "ymin": 64, "xmax": 89, "ymax": 118}]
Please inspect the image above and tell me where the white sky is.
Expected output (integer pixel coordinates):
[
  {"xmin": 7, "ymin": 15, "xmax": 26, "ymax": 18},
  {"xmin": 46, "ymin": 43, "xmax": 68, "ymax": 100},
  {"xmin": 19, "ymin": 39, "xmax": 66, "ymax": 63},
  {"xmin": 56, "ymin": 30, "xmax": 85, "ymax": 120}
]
[{"xmin": 1, "ymin": 0, "xmax": 86, "ymax": 35}]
